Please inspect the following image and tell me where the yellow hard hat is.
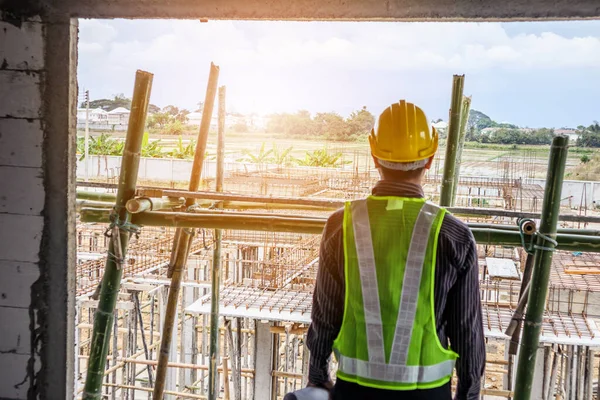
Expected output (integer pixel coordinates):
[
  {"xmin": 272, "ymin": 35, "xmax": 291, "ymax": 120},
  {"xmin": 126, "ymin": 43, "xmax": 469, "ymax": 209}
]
[{"xmin": 369, "ymin": 100, "xmax": 438, "ymax": 163}]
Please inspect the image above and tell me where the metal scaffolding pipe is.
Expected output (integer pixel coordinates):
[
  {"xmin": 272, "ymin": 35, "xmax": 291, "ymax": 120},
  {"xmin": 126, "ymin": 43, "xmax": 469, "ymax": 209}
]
[
  {"xmin": 439, "ymin": 74, "xmax": 465, "ymax": 206},
  {"xmin": 514, "ymin": 136, "xmax": 569, "ymax": 400},
  {"xmin": 82, "ymin": 70, "xmax": 153, "ymax": 399},
  {"xmin": 153, "ymin": 62, "xmax": 220, "ymax": 400}
]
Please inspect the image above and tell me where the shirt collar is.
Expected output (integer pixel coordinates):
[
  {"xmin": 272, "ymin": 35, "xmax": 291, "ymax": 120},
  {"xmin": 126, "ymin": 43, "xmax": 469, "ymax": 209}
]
[{"xmin": 371, "ymin": 180, "xmax": 425, "ymax": 198}]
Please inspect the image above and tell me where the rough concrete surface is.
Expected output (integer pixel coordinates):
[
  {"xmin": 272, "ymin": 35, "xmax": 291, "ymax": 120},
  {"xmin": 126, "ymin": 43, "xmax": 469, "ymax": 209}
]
[{"xmin": 49, "ymin": 0, "xmax": 600, "ymax": 20}]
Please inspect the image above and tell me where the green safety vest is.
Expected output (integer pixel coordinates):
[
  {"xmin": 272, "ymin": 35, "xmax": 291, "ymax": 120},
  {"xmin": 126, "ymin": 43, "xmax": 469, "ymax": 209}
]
[{"xmin": 332, "ymin": 196, "xmax": 458, "ymax": 390}]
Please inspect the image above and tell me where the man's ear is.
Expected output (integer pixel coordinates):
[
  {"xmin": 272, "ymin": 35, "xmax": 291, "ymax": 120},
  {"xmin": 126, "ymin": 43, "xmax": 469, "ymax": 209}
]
[
  {"xmin": 424, "ymin": 156, "xmax": 434, "ymax": 170},
  {"xmin": 372, "ymin": 155, "xmax": 380, "ymax": 169}
]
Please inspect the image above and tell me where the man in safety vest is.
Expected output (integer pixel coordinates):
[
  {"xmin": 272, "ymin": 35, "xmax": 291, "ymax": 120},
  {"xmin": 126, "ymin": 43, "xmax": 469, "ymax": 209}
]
[{"xmin": 306, "ymin": 101, "xmax": 485, "ymax": 399}]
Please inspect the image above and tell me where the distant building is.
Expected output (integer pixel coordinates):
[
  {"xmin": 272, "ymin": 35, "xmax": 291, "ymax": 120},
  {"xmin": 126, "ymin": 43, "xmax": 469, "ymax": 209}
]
[
  {"xmin": 555, "ymin": 128, "xmax": 580, "ymax": 143},
  {"xmin": 107, "ymin": 107, "xmax": 130, "ymax": 125},
  {"xmin": 76, "ymin": 107, "xmax": 108, "ymax": 124},
  {"xmin": 186, "ymin": 112, "xmax": 249, "ymax": 130},
  {"xmin": 432, "ymin": 120, "xmax": 448, "ymax": 131},
  {"xmin": 186, "ymin": 112, "xmax": 203, "ymax": 126}
]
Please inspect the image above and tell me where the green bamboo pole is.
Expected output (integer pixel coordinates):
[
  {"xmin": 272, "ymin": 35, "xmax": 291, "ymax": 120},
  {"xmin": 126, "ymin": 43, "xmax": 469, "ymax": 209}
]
[
  {"xmin": 153, "ymin": 62, "xmax": 220, "ymax": 400},
  {"xmin": 450, "ymin": 95, "xmax": 472, "ymax": 206},
  {"xmin": 82, "ymin": 70, "xmax": 153, "ymax": 399},
  {"xmin": 514, "ymin": 135, "xmax": 569, "ymax": 400},
  {"xmin": 439, "ymin": 74, "xmax": 465, "ymax": 207},
  {"xmin": 76, "ymin": 199, "xmax": 113, "ymax": 210},
  {"xmin": 79, "ymin": 207, "xmax": 600, "ymax": 253},
  {"xmin": 125, "ymin": 196, "xmax": 185, "ymax": 213},
  {"xmin": 77, "ymin": 189, "xmax": 117, "ymax": 202},
  {"xmin": 209, "ymin": 85, "xmax": 226, "ymax": 400}
]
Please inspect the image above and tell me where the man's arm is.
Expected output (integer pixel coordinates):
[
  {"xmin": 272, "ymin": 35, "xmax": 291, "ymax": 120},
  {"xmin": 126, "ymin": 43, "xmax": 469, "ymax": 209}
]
[
  {"xmin": 306, "ymin": 211, "xmax": 345, "ymax": 386},
  {"xmin": 446, "ymin": 232, "xmax": 485, "ymax": 400}
]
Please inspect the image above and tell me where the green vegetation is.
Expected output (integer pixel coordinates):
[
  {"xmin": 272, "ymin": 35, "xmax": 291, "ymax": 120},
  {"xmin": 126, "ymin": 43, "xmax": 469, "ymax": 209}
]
[
  {"xmin": 169, "ymin": 136, "xmax": 197, "ymax": 159},
  {"xmin": 467, "ymin": 109, "xmax": 518, "ymax": 131},
  {"xmin": 267, "ymin": 106, "xmax": 375, "ymax": 141},
  {"xmin": 141, "ymin": 132, "xmax": 164, "ymax": 158},
  {"xmin": 296, "ymin": 148, "xmax": 347, "ymax": 168},
  {"xmin": 147, "ymin": 105, "xmax": 190, "ymax": 134},
  {"xmin": 83, "ymin": 93, "xmax": 160, "ymax": 114},
  {"xmin": 568, "ymin": 154, "xmax": 600, "ymax": 180},
  {"xmin": 576, "ymin": 122, "xmax": 600, "ymax": 147}
]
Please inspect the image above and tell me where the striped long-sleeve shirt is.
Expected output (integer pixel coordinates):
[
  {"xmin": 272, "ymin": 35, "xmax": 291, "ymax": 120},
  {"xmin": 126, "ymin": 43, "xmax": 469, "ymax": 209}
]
[{"xmin": 306, "ymin": 180, "xmax": 485, "ymax": 400}]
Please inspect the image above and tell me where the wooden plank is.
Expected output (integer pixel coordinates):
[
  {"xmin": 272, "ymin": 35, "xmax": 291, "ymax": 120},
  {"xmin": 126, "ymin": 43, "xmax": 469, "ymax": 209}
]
[{"xmin": 564, "ymin": 267, "xmax": 600, "ymax": 275}]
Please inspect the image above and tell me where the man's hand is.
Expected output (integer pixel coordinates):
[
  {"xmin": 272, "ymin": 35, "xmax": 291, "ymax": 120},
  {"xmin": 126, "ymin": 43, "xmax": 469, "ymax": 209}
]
[{"xmin": 307, "ymin": 380, "xmax": 334, "ymax": 399}]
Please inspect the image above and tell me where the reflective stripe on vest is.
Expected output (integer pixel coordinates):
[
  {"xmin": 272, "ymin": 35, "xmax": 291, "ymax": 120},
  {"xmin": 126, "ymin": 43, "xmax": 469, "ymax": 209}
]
[
  {"xmin": 345, "ymin": 199, "xmax": 453, "ymax": 383},
  {"xmin": 336, "ymin": 352, "xmax": 455, "ymax": 383}
]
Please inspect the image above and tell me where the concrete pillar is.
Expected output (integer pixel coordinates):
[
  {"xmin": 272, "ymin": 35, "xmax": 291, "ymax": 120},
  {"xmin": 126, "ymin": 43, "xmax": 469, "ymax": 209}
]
[
  {"xmin": 254, "ymin": 321, "xmax": 274, "ymax": 400},
  {"xmin": 0, "ymin": 13, "xmax": 76, "ymax": 400}
]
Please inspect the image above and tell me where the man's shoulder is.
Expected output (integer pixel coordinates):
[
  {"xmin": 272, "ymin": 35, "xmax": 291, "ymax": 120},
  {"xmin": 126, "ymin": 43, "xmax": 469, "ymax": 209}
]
[
  {"xmin": 440, "ymin": 210, "xmax": 474, "ymax": 243},
  {"xmin": 324, "ymin": 207, "xmax": 345, "ymax": 236}
]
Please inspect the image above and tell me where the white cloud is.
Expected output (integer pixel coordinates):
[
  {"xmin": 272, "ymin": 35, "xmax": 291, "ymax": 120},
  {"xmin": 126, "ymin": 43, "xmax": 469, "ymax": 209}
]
[{"xmin": 77, "ymin": 20, "xmax": 600, "ymax": 125}]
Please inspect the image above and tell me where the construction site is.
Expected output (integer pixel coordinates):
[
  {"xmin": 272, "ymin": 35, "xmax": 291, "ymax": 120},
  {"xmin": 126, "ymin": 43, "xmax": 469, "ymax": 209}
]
[
  {"xmin": 4, "ymin": 3, "xmax": 600, "ymax": 400},
  {"xmin": 64, "ymin": 67, "xmax": 600, "ymax": 400}
]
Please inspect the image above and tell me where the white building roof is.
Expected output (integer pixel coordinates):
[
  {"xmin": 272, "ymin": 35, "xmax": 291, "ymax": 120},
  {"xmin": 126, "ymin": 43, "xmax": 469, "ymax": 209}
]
[{"xmin": 108, "ymin": 107, "xmax": 130, "ymax": 114}]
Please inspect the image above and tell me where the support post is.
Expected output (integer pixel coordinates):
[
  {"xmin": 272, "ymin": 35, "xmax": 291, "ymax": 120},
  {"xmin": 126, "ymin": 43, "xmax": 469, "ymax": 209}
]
[
  {"xmin": 85, "ymin": 89, "xmax": 90, "ymax": 182},
  {"xmin": 254, "ymin": 322, "xmax": 274, "ymax": 400},
  {"xmin": 514, "ymin": 135, "xmax": 569, "ymax": 400},
  {"xmin": 209, "ymin": 85, "xmax": 227, "ymax": 400},
  {"xmin": 439, "ymin": 74, "xmax": 465, "ymax": 207},
  {"xmin": 82, "ymin": 70, "xmax": 153, "ymax": 399},
  {"xmin": 153, "ymin": 62, "xmax": 220, "ymax": 399}
]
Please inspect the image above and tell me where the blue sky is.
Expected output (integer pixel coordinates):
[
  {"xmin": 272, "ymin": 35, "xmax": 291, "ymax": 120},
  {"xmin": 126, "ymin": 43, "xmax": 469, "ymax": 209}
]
[{"xmin": 77, "ymin": 20, "xmax": 600, "ymax": 128}]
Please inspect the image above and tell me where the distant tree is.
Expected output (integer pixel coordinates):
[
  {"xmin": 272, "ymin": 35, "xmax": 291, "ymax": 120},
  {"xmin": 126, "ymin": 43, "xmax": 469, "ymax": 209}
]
[
  {"xmin": 86, "ymin": 94, "xmax": 132, "ymax": 111},
  {"xmin": 314, "ymin": 112, "xmax": 348, "ymax": 140},
  {"xmin": 195, "ymin": 101, "xmax": 205, "ymax": 113},
  {"xmin": 175, "ymin": 109, "xmax": 190, "ymax": 123},
  {"xmin": 346, "ymin": 106, "xmax": 375, "ymax": 139},
  {"xmin": 148, "ymin": 104, "xmax": 161, "ymax": 114},
  {"xmin": 162, "ymin": 105, "xmax": 180, "ymax": 116},
  {"xmin": 147, "ymin": 112, "xmax": 171, "ymax": 129},
  {"xmin": 468, "ymin": 109, "xmax": 517, "ymax": 132},
  {"xmin": 576, "ymin": 122, "xmax": 600, "ymax": 147}
]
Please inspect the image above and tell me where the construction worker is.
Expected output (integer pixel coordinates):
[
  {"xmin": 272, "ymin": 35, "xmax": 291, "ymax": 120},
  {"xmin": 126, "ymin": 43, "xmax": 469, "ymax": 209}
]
[{"xmin": 305, "ymin": 101, "xmax": 485, "ymax": 399}]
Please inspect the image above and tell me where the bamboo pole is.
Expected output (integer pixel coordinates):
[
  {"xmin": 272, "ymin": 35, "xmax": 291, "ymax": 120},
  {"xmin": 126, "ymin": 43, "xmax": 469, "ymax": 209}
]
[
  {"xmin": 153, "ymin": 62, "xmax": 220, "ymax": 400},
  {"xmin": 79, "ymin": 207, "xmax": 600, "ymax": 252},
  {"xmin": 209, "ymin": 85, "xmax": 226, "ymax": 400},
  {"xmin": 125, "ymin": 196, "xmax": 185, "ymax": 213},
  {"xmin": 514, "ymin": 135, "xmax": 569, "ymax": 400},
  {"xmin": 439, "ymin": 74, "xmax": 465, "ymax": 206},
  {"xmin": 450, "ymin": 95, "xmax": 472, "ymax": 206},
  {"xmin": 80, "ymin": 185, "xmax": 600, "ymax": 224},
  {"xmin": 82, "ymin": 69, "xmax": 153, "ymax": 399},
  {"xmin": 77, "ymin": 189, "xmax": 117, "ymax": 202}
]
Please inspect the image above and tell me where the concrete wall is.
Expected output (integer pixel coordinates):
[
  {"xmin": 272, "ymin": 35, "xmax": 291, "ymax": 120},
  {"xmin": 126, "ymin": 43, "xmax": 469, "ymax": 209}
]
[
  {"xmin": 532, "ymin": 179, "xmax": 600, "ymax": 208},
  {"xmin": 44, "ymin": 0, "xmax": 600, "ymax": 20},
  {"xmin": 0, "ymin": 12, "xmax": 77, "ymax": 399},
  {"xmin": 76, "ymin": 155, "xmax": 261, "ymax": 182}
]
